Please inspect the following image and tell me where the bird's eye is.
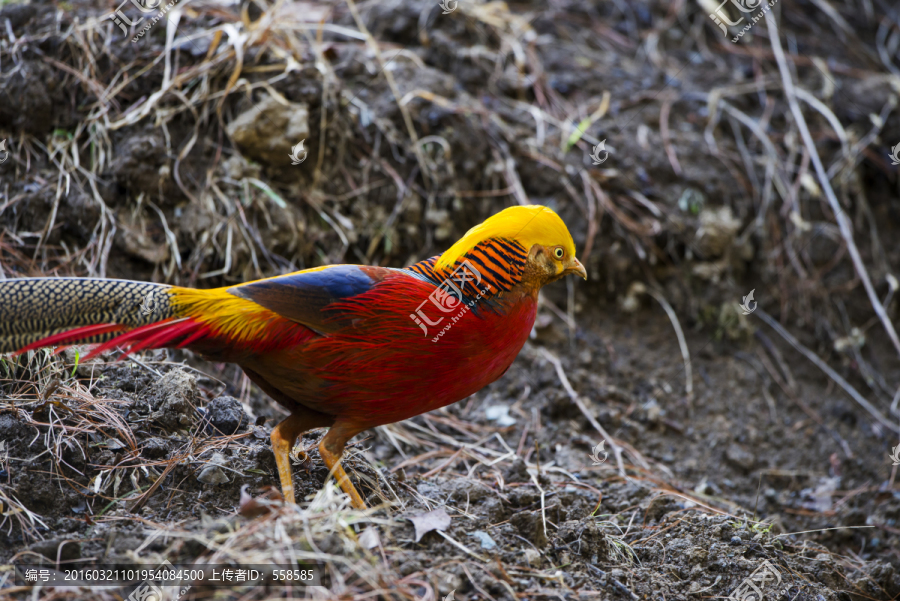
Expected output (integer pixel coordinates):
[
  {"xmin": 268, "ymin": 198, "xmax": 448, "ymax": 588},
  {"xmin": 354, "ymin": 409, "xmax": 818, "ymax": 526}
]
[{"xmin": 553, "ymin": 247, "xmax": 564, "ymax": 259}]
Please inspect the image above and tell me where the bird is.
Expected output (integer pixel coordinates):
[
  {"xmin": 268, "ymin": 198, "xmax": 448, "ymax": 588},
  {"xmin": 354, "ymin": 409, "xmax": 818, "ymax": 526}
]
[{"xmin": 0, "ymin": 204, "xmax": 586, "ymax": 509}]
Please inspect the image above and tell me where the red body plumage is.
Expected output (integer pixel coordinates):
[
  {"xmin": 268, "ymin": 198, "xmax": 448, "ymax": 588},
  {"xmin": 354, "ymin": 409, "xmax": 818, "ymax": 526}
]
[
  {"xmin": 240, "ymin": 273, "xmax": 538, "ymax": 429},
  {"xmin": 21, "ymin": 263, "xmax": 538, "ymax": 431},
  {"xmin": 7, "ymin": 204, "xmax": 585, "ymax": 508}
]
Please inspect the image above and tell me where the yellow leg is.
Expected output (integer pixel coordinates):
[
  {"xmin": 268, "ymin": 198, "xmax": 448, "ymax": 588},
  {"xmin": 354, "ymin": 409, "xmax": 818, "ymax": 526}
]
[
  {"xmin": 270, "ymin": 408, "xmax": 332, "ymax": 505},
  {"xmin": 319, "ymin": 422, "xmax": 367, "ymax": 509},
  {"xmin": 242, "ymin": 367, "xmax": 333, "ymax": 506}
]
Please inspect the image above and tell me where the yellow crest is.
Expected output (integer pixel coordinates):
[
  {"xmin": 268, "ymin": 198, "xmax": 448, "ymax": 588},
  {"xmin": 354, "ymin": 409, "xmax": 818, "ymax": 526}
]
[{"xmin": 435, "ymin": 205, "xmax": 576, "ymax": 269}]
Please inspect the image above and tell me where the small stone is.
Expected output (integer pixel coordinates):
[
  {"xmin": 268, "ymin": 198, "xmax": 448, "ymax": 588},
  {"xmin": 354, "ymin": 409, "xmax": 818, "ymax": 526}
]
[
  {"xmin": 469, "ymin": 531, "xmax": 497, "ymax": 550},
  {"xmin": 198, "ymin": 452, "xmax": 229, "ymax": 485},
  {"xmin": 724, "ymin": 444, "xmax": 756, "ymax": 471},
  {"xmin": 141, "ymin": 437, "xmax": 169, "ymax": 459},
  {"xmin": 198, "ymin": 465, "xmax": 228, "ymax": 485},
  {"xmin": 148, "ymin": 370, "xmax": 197, "ymax": 431},
  {"xmin": 226, "ymin": 95, "xmax": 309, "ymax": 165},
  {"xmin": 206, "ymin": 396, "xmax": 249, "ymax": 435}
]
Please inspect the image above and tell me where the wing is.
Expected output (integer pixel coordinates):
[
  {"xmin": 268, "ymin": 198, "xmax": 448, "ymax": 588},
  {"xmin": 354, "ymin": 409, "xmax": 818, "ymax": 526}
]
[{"xmin": 227, "ymin": 264, "xmax": 400, "ymax": 335}]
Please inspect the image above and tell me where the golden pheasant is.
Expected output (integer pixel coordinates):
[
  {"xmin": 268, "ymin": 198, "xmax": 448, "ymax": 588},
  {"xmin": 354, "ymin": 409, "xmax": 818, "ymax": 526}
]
[{"xmin": 0, "ymin": 205, "xmax": 586, "ymax": 508}]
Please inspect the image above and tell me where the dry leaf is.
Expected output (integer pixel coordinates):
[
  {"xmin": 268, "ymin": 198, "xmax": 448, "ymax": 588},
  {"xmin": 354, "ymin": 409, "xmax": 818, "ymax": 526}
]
[
  {"xmin": 239, "ymin": 484, "xmax": 284, "ymax": 518},
  {"xmin": 407, "ymin": 507, "xmax": 451, "ymax": 542},
  {"xmin": 358, "ymin": 526, "xmax": 381, "ymax": 550}
]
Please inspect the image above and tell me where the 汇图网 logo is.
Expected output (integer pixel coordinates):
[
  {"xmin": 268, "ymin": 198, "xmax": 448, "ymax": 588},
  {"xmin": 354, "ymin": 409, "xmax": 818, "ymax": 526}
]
[
  {"xmin": 140, "ymin": 292, "xmax": 155, "ymax": 316},
  {"xmin": 289, "ymin": 140, "xmax": 308, "ymax": 165},
  {"xmin": 739, "ymin": 289, "xmax": 757, "ymax": 315},
  {"xmin": 590, "ymin": 139, "xmax": 609, "ymax": 165},
  {"xmin": 889, "ymin": 143, "xmax": 900, "ymax": 166},
  {"xmin": 708, "ymin": 0, "xmax": 778, "ymax": 43},
  {"xmin": 589, "ymin": 441, "xmax": 608, "ymax": 465},
  {"xmin": 410, "ymin": 260, "xmax": 491, "ymax": 341}
]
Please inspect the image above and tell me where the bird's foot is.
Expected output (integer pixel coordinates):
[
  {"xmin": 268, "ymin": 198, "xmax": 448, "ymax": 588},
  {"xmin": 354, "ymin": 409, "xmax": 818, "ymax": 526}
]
[{"xmin": 318, "ymin": 439, "xmax": 367, "ymax": 510}]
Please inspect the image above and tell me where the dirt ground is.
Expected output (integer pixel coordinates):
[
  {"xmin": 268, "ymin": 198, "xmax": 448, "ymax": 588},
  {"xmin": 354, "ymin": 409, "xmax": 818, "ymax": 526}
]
[{"xmin": 1, "ymin": 0, "xmax": 900, "ymax": 599}]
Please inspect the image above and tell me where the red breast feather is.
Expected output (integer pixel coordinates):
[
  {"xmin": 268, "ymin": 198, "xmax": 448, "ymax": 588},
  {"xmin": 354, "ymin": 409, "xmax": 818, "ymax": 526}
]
[{"xmin": 241, "ymin": 271, "xmax": 537, "ymax": 428}]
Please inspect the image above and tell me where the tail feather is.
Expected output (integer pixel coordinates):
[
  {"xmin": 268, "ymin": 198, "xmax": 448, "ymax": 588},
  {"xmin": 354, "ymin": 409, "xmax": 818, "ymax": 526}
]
[
  {"xmin": 0, "ymin": 276, "xmax": 314, "ymax": 360},
  {"xmin": 77, "ymin": 318, "xmax": 183, "ymax": 360},
  {"xmin": 84, "ymin": 318, "xmax": 201, "ymax": 360},
  {"xmin": 14, "ymin": 323, "xmax": 129, "ymax": 355},
  {"xmin": 0, "ymin": 278, "xmax": 174, "ymax": 353},
  {"xmin": 123, "ymin": 319, "xmax": 200, "ymax": 356}
]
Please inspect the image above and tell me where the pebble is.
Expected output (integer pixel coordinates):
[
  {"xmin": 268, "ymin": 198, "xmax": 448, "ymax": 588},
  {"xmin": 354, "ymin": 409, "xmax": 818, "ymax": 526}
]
[
  {"xmin": 469, "ymin": 531, "xmax": 497, "ymax": 550},
  {"xmin": 197, "ymin": 452, "xmax": 230, "ymax": 485}
]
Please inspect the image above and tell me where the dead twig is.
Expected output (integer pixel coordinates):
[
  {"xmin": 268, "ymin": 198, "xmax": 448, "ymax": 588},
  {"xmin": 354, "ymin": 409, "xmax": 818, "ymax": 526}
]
[
  {"xmin": 755, "ymin": 309, "xmax": 898, "ymax": 434},
  {"xmin": 641, "ymin": 285, "xmax": 693, "ymax": 403},
  {"xmin": 766, "ymin": 11, "xmax": 900, "ymax": 362},
  {"xmin": 659, "ymin": 94, "xmax": 683, "ymax": 176},
  {"xmin": 538, "ymin": 347, "xmax": 627, "ymax": 477}
]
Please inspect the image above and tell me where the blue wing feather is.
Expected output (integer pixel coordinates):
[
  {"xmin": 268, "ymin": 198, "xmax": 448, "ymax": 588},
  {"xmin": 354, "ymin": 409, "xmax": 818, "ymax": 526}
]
[{"xmin": 227, "ymin": 265, "xmax": 387, "ymax": 335}]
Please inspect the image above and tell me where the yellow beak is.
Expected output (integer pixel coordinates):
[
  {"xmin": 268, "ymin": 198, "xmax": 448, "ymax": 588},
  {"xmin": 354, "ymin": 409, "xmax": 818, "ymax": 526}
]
[{"xmin": 566, "ymin": 257, "xmax": 587, "ymax": 280}]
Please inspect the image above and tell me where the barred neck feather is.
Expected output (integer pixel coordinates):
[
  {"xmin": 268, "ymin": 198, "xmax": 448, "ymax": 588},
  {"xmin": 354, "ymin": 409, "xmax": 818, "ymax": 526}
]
[
  {"xmin": 405, "ymin": 237, "xmax": 528, "ymax": 297},
  {"xmin": 434, "ymin": 205, "xmax": 573, "ymax": 271}
]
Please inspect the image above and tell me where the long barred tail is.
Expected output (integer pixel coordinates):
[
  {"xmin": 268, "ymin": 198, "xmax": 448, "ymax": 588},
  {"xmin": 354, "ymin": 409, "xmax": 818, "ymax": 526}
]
[{"xmin": 0, "ymin": 278, "xmax": 177, "ymax": 354}]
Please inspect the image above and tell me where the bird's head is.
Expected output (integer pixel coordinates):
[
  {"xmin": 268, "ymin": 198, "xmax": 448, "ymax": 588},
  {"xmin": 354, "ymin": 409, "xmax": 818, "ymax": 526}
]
[{"xmin": 435, "ymin": 205, "xmax": 587, "ymax": 292}]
